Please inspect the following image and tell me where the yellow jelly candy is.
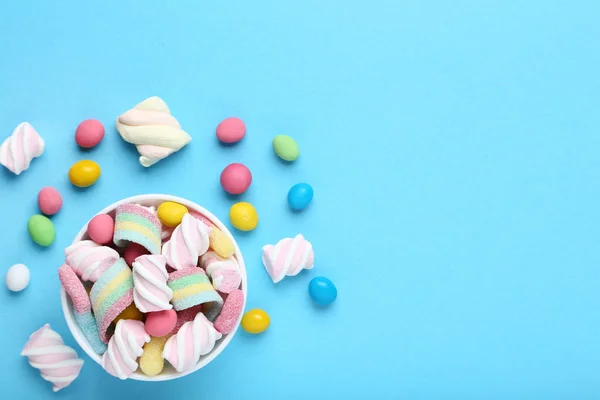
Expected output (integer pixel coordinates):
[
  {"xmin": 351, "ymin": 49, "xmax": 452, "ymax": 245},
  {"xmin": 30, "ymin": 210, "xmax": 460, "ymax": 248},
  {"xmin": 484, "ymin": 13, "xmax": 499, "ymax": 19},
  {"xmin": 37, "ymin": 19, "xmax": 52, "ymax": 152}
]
[
  {"xmin": 210, "ymin": 227, "xmax": 235, "ymax": 258},
  {"xmin": 229, "ymin": 202, "xmax": 258, "ymax": 231},
  {"xmin": 157, "ymin": 202, "xmax": 189, "ymax": 228},
  {"xmin": 241, "ymin": 309, "xmax": 270, "ymax": 334},
  {"xmin": 113, "ymin": 303, "xmax": 144, "ymax": 325},
  {"xmin": 68, "ymin": 160, "xmax": 101, "ymax": 188},
  {"xmin": 139, "ymin": 335, "xmax": 169, "ymax": 377}
]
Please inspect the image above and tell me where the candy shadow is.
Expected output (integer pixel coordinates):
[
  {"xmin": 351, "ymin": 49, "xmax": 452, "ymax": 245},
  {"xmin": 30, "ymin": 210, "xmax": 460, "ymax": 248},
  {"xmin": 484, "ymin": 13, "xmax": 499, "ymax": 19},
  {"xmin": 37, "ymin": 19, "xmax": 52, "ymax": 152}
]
[{"xmin": 272, "ymin": 151, "xmax": 296, "ymax": 165}]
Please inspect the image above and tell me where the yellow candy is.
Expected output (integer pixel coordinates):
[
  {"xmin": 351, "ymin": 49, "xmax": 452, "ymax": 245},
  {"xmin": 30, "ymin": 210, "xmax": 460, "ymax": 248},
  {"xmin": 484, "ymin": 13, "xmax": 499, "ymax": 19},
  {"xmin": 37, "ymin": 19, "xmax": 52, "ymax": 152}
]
[
  {"xmin": 68, "ymin": 160, "xmax": 101, "ymax": 188},
  {"xmin": 229, "ymin": 202, "xmax": 258, "ymax": 231},
  {"xmin": 139, "ymin": 336, "xmax": 169, "ymax": 377},
  {"xmin": 241, "ymin": 309, "xmax": 270, "ymax": 334},
  {"xmin": 157, "ymin": 202, "xmax": 189, "ymax": 228},
  {"xmin": 210, "ymin": 228, "xmax": 235, "ymax": 258},
  {"xmin": 113, "ymin": 303, "xmax": 144, "ymax": 325}
]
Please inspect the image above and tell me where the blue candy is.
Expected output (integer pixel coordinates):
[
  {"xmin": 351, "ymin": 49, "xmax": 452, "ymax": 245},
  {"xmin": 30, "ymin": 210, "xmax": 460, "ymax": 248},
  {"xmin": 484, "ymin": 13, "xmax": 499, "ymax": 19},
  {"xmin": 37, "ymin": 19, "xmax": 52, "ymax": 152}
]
[
  {"xmin": 287, "ymin": 183, "xmax": 314, "ymax": 211},
  {"xmin": 308, "ymin": 276, "xmax": 337, "ymax": 306}
]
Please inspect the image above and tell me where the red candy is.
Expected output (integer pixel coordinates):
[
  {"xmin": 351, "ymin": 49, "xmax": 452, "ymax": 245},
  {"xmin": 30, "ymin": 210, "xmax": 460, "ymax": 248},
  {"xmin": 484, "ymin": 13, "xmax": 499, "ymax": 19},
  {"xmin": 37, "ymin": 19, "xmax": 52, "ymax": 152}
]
[
  {"xmin": 37, "ymin": 186, "xmax": 63, "ymax": 216},
  {"xmin": 124, "ymin": 243, "xmax": 149, "ymax": 266},
  {"xmin": 87, "ymin": 214, "xmax": 114, "ymax": 245},
  {"xmin": 75, "ymin": 119, "xmax": 105, "ymax": 148},
  {"xmin": 220, "ymin": 163, "xmax": 252, "ymax": 195},
  {"xmin": 216, "ymin": 117, "xmax": 246, "ymax": 144},
  {"xmin": 145, "ymin": 309, "xmax": 177, "ymax": 337}
]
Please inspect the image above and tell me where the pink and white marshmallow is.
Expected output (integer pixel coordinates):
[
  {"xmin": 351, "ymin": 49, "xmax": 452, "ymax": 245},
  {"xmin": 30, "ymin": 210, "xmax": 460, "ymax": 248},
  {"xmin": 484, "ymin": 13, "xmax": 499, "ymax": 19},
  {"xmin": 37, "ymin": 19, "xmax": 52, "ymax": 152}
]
[
  {"xmin": 132, "ymin": 254, "xmax": 173, "ymax": 313},
  {"xmin": 262, "ymin": 234, "xmax": 314, "ymax": 283},
  {"xmin": 21, "ymin": 324, "xmax": 84, "ymax": 392},
  {"xmin": 0, "ymin": 122, "xmax": 45, "ymax": 175},
  {"xmin": 199, "ymin": 251, "xmax": 242, "ymax": 294},
  {"xmin": 162, "ymin": 213, "xmax": 211, "ymax": 270},
  {"xmin": 163, "ymin": 313, "xmax": 222, "ymax": 373},
  {"xmin": 65, "ymin": 240, "xmax": 119, "ymax": 282},
  {"xmin": 101, "ymin": 320, "xmax": 150, "ymax": 380}
]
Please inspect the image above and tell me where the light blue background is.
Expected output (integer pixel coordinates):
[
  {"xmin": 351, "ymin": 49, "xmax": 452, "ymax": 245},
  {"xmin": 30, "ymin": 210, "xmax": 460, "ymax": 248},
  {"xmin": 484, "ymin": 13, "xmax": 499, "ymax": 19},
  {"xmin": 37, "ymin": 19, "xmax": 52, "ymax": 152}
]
[{"xmin": 1, "ymin": 1, "xmax": 599, "ymax": 398}]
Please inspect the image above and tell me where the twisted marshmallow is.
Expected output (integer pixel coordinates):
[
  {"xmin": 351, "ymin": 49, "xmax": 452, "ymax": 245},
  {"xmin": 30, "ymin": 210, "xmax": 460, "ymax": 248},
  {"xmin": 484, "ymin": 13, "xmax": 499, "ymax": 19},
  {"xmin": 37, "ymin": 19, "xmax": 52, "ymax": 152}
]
[
  {"xmin": 65, "ymin": 240, "xmax": 120, "ymax": 282},
  {"xmin": 116, "ymin": 96, "xmax": 192, "ymax": 167},
  {"xmin": 0, "ymin": 122, "xmax": 45, "ymax": 175},
  {"xmin": 132, "ymin": 254, "xmax": 173, "ymax": 312},
  {"xmin": 262, "ymin": 234, "xmax": 314, "ymax": 283},
  {"xmin": 163, "ymin": 313, "xmax": 222, "ymax": 373},
  {"xmin": 200, "ymin": 251, "xmax": 242, "ymax": 293},
  {"xmin": 101, "ymin": 320, "xmax": 150, "ymax": 380},
  {"xmin": 21, "ymin": 324, "xmax": 84, "ymax": 392},
  {"xmin": 162, "ymin": 213, "xmax": 211, "ymax": 270}
]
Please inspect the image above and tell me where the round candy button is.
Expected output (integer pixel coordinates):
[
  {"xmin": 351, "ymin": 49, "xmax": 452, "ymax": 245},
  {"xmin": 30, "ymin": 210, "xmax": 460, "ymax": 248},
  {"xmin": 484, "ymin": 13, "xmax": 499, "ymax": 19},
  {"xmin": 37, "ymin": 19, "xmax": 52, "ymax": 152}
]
[
  {"xmin": 287, "ymin": 183, "xmax": 313, "ymax": 211},
  {"xmin": 241, "ymin": 309, "xmax": 270, "ymax": 334},
  {"xmin": 308, "ymin": 276, "xmax": 337, "ymax": 306}
]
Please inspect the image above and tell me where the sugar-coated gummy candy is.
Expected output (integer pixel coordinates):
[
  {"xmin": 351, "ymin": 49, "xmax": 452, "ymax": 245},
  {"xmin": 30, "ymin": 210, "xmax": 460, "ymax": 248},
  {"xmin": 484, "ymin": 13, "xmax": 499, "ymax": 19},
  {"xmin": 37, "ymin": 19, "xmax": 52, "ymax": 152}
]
[
  {"xmin": 209, "ymin": 228, "xmax": 235, "ymax": 258},
  {"xmin": 241, "ymin": 309, "xmax": 270, "ymax": 334},
  {"xmin": 287, "ymin": 183, "xmax": 314, "ymax": 211},
  {"xmin": 157, "ymin": 201, "xmax": 189, "ymax": 228},
  {"xmin": 229, "ymin": 202, "xmax": 258, "ymax": 231},
  {"xmin": 5, "ymin": 263, "xmax": 30, "ymax": 292},
  {"xmin": 113, "ymin": 303, "xmax": 144, "ymax": 325},
  {"xmin": 216, "ymin": 117, "xmax": 246, "ymax": 143},
  {"xmin": 272, "ymin": 134, "xmax": 299, "ymax": 162},
  {"xmin": 87, "ymin": 214, "xmax": 115, "ymax": 245},
  {"xmin": 69, "ymin": 160, "xmax": 101, "ymax": 187},
  {"xmin": 309, "ymin": 276, "xmax": 337, "ymax": 306},
  {"xmin": 75, "ymin": 119, "xmax": 105, "ymax": 148},
  {"xmin": 139, "ymin": 336, "xmax": 169, "ymax": 377},
  {"xmin": 37, "ymin": 187, "xmax": 62, "ymax": 216},
  {"xmin": 124, "ymin": 243, "xmax": 149, "ymax": 266},
  {"xmin": 220, "ymin": 163, "xmax": 252, "ymax": 195},
  {"xmin": 28, "ymin": 215, "xmax": 55, "ymax": 246}
]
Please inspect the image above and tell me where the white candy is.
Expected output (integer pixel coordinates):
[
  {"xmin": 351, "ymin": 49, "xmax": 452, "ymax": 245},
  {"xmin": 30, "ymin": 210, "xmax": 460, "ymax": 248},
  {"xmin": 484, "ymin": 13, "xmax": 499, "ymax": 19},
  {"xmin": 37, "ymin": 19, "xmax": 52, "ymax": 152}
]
[{"xmin": 5, "ymin": 263, "xmax": 30, "ymax": 292}]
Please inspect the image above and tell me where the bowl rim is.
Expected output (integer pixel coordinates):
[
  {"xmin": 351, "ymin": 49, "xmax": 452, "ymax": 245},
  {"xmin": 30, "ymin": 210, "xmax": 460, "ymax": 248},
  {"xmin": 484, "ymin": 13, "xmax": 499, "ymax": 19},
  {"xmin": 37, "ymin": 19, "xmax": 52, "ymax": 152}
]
[{"xmin": 59, "ymin": 194, "xmax": 248, "ymax": 382}]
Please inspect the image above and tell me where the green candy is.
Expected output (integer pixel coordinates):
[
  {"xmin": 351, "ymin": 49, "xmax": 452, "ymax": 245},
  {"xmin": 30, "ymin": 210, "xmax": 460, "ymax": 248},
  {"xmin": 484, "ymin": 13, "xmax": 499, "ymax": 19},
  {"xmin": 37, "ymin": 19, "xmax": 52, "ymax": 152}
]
[
  {"xmin": 28, "ymin": 215, "xmax": 55, "ymax": 247},
  {"xmin": 272, "ymin": 135, "xmax": 300, "ymax": 162}
]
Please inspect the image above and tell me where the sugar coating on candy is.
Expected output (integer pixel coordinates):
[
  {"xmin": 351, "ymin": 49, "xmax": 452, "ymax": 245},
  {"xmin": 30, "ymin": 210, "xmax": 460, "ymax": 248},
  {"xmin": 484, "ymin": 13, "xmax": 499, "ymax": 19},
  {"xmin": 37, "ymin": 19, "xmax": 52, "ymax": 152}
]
[
  {"xmin": 167, "ymin": 268, "xmax": 223, "ymax": 312},
  {"xmin": 90, "ymin": 258, "xmax": 134, "ymax": 343},
  {"xmin": 0, "ymin": 122, "xmax": 45, "ymax": 175},
  {"xmin": 262, "ymin": 234, "xmax": 314, "ymax": 283},
  {"xmin": 37, "ymin": 187, "xmax": 63, "ymax": 216},
  {"xmin": 58, "ymin": 264, "xmax": 91, "ymax": 314},
  {"xmin": 162, "ymin": 213, "xmax": 211, "ymax": 270},
  {"xmin": 214, "ymin": 289, "xmax": 244, "ymax": 334},
  {"xmin": 145, "ymin": 309, "xmax": 177, "ymax": 337},
  {"xmin": 101, "ymin": 320, "xmax": 150, "ymax": 379},
  {"xmin": 113, "ymin": 204, "xmax": 162, "ymax": 254},
  {"xmin": 5, "ymin": 263, "xmax": 30, "ymax": 292},
  {"xmin": 163, "ymin": 313, "xmax": 222, "ymax": 373},
  {"xmin": 209, "ymin": 228, "xmax": 235, "ymax": 258},
  {"xmin": 139, "ymin": 335, "xmax": 169, "ymax": 377},
  {"xmin": 75, "ymin": 310, "xmax": 107, "ymax": 355},
  {"xmin": 65, "ymin": 240, "xmax": 119, "ymax": 282},
  {"xmin": 116, "ymin": 96, "xmax": 192, "ymax": 167},
  {"xmin": 88, "ymin": 214, "xmax": 115, "ymax": 245},
  {"xmin": 75, "ymin": 119, "xmax": 105, "ymax": 148},
  {"xmin": 132, "ymin": 254, "xmax": 173, "ymax": 312},
  {"xmin": 200, "ymin": 251, "xmax": 241, "ymax": 294},
  {"xmin": 171, "ymin": 305, "xmax": 202, "ymax": 334},
  {"xmin": 113, "ymin": 302, "xmax": 144, "ymax": 325},
  {"xmin": 216, "ymin": 117, "xmax": 246, "ymax": 143},
  {"xmin": 220, "ymin": 163, "xmax": 252, "ymax": 195},
  {"xmin": 123, "ymin": 242, "xmax": 149, "ymax": 266},
  {"xmin": 21, "ymin": 324, "xmax": 84, "ymax": 392}
]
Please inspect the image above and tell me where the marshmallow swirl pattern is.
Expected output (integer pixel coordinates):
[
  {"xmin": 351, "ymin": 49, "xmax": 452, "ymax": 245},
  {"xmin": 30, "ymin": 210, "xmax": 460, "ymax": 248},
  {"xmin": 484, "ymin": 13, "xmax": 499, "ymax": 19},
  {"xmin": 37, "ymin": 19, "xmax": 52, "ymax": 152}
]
[
  {"xmin": 21, "ymin": 324, "xmax": 84, "ymax": 392},
  {"xmin": 116, "ymin": 96, "xmax": 192, "ymax": 167},
  {"xmin": 0, "ymin": 122, "xmax": 45, "ymax": 175},
  {"xmin": 162, "ymin": 213, "xmax": 211, "ymax": 270},
  {"xmin": 101, "ymin": 320, "xmax": 150, "ymax": 380},
  {"xmin": 262, "ymin": 234, "xmax": 314, "ymax": 283},
  {"xmin": 132, "ymin": 254, "xmax": 173, "ymax": 313},
  {"xmin": 200, "ymin": 251, "xmax": 242, "ymax": 294},
  {"xmin": 162, "ymin": 313, "xmax": 222, "ymax": 373},
  {"xmin": 65, "ymin": 240, "xmax": 119, "ymax": 282}
]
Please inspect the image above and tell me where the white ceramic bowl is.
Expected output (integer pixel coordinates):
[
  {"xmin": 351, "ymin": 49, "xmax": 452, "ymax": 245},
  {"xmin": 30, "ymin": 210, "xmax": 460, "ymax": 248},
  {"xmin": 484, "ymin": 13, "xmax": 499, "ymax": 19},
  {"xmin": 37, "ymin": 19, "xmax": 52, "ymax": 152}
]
[{"xmin": 60, "ymin": 194, "xmax": 247, "ymax": 381}]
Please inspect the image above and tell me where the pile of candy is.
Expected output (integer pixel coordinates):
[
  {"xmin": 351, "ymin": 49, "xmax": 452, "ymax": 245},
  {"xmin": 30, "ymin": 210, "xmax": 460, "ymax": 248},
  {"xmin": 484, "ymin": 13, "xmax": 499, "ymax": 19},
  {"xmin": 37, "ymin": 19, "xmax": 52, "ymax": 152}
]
[{"xmin": 58, "ymin": 200, "xmax": 245, "ymax": 380}]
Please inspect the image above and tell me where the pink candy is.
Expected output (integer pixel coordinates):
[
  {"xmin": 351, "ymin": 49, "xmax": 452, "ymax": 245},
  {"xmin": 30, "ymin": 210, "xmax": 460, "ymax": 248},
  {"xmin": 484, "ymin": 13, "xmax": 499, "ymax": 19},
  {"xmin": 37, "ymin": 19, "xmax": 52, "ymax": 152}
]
[
  {"xmin": 214, "ymin": 289, "xmax": 244, "ymax": 334},
  {"xmin": 216, "ymin": 117, "xmax": 246, "ymax": 144},
  {"xmin": 220, "ymin": 163, "xmax": 252, "ymax": 195},
  {"xmin": 87, "ymin": 214, "xmax": 114, "ymax": 245},
  {"xmin": 38, "ymin": 187, "xmax": 62, "ymax": 216},
  {"xmin": 145, "ymin": 309, "xmax": 177, "ymax": 337},
  {"xmin": 75, "ymin": 119, "xmax": 105, "ymax": 148},
  {"xmin": 124, "ymin": 243, "xmax": 149, "ymax": 266}
]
